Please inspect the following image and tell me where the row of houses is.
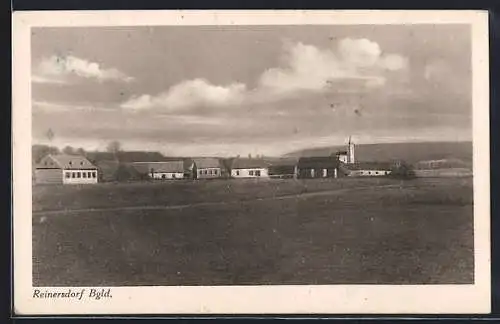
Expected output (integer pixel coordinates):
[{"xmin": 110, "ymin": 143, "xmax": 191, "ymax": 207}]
[{"xmin": 34, "ymin": 152, "xmax": 394, "ymax": 185}]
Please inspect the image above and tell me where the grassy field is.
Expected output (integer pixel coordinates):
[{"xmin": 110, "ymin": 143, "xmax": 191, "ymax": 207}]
[{"xmin": 32, "ymin": 177, "xmax": 474, "ymax": 286}]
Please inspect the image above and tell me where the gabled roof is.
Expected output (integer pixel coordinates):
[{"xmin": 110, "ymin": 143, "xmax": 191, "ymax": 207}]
[
  {"xmin": 193, "ymin": 157, "xmax": 221, "ymax": 169},
  {"xmin": 37, "ymin": 154, "xmax": 97, "ymax": 170},
  {"xmin": 85, "ymin": 152, "xmax": 116, "ymax": 163},
  {"xmin": 343, "ymin": 161, "xmax": 393, "ymax": 171},
  {"xmin": 132, "ymin": 161, "xmax": 185, "ymax": 173},
  {"xmin": 297, "ymin": 156, "xmax": 339, "ymax": 168},
  {"xmin": 231, "ymin": 158, "xmax": 271, "ymax": 169}
]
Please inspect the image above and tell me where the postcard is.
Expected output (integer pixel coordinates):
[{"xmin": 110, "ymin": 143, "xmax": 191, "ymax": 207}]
[{"xmin": 12, "ymin": 10, "xmax": 490, "ymax": 315}]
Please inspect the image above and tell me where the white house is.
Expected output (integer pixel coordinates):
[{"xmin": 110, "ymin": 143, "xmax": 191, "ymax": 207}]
[
  {"xmin": 35, "ymin": 154, "xmax": 98, "ymax": 185},
  {"xmin": 132, "ymin": 161, "xmax": 185, "ymax": 180},
  {"xmin": 230, "ymin": 158, "xmax": 270, "ymax": 178},
  {"xmin": 192, "ymin": 158, "xmax": 222, "ymax": 179}
]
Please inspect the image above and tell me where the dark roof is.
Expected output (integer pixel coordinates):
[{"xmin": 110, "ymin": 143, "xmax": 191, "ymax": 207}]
[
  {"xmin": 85, "ymin": 152, "xmax": 116, "ymax": 163},
  {"xmin": 193, "ymin": 158, "xmax": 221, "ymax": 169},
  {"xmin": 266, "ymin": 157, "xmax": 298, "ymax": 166},
  {"xmin": 132, "ymin": 161, "xmax": 185, "ymax": 173},
  {"xmin": 231, "ymin": 158, "xmax": 271, "ymax": 169},
  {"xmin": 343, "ymin": 161, "xmax": 393, "ymax": 171},
  {"xmin": 297, "ymin": 157, "xmax": 339, "ymax": 168},
  {"xmin": 36, "ymin": 154, "xmax": 97, "ymax": 170},
  {"xmin": 268, "ymin": 164, "xmax": 296, "ymax": 174}
]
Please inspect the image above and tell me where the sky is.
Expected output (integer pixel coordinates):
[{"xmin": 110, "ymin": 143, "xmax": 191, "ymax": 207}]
[{"xmin": 31, "ymin": 24, "xmax": 472, "ymax": 157}]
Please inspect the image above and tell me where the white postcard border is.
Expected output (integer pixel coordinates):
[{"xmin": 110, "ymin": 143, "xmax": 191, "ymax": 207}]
[{"xmin": 12, "ymin": 10, "xmax": 491, "ymax": 315}]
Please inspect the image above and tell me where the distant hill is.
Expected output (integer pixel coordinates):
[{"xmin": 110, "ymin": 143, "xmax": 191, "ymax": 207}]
[{"xmin": 283, "ymin": 141, "xmax": 473, "ymax": 165}]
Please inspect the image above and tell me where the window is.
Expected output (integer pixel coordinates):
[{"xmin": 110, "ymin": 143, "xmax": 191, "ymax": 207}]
[
  {"xmin": 255, "ymin": 170, "xmax": 261, "ymax": 177},
  {"xmin": 236, "ymin": 170, "xmax": 240, "ymax": 176},
  {"xmin": 375, "ymin": 171, "xmax": 379, "ymax": 175},
  {"xmin": 80, "ymin": 161, "xmax": 84, "ymax": 166},
  {"xmin": 69, "ymin": 161, "xmax": 72, "ymax": 166},
  {"xmin": 204, "ymin": 170, "xmax": 208, "ymax": 175},
  {"xmin": 209, "ymin": 170, "xmax": 213, "ymax": 175},
  {"xmin": 172, "ymin": 174, "xmax": 176, "ymax": 178},
  {"xmin": 83, "ymin": 172, "xmax": 87, "ymax": 178},
  {"xmin": 77, "ymin": 172, "xmax": 81, "ymax": 178},
  {"xmin": 162, "ymin": 174, "xmax": 166, "ymax": 179},
  {"xmin": 88, "ymin": 172, "xmax": 92, "ymax": 178},
  {"xmin": 214, "ymin": 169, "xmax": 218, "ymax": 175},
  {"xmin": 92, "ymin": 172, "xmax": 97, "ymax": 178},
  {"xmin": 65, "ymin": 172, "xmax": 70, "ymax": 178},
  {"xmin": 72, "ymin": 172, "xmax": 76, "ymax": 178},
  {"xmin": 249, "ymin": 170, "xmax": 254, "ymax": 176},
  {"xmin": 368, "ymin": 171, "xmax": 371, "ymax": 175}
]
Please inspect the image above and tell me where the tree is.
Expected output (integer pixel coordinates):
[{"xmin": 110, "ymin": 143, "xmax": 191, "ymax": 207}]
[
  {"xmin": 76, "ymin": 147, "xmax": 86, "ymax": 156},
  {"xmin": 106, "ymin": 141, "xmax": 122, "ymax": 154},
  {"xmin": 62, "ymin": 146, "xmax": 75, "ymax": 155},
  {"xmin": 389, "ymin": 160, "xmax": 416, "ymax": 179},
  {"xmin": 32, "ymin": 144, "xmax": 60, "ymax": 163}
]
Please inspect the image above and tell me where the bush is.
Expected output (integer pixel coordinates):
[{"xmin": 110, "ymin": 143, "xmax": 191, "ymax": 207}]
[{"xmin": 389, "ymin": 161, "xmax": 416, "ymax": 179}]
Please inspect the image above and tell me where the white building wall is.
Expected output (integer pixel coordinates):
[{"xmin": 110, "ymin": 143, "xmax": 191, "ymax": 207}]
[
  {"xmin": 348, "ymin": 143, "xmax": 355, "ymax": 163},
  {"xmin": 197, "ymin": 168, "xmax": 221, "ymax": 178},
  {"xmin": 63, "ymin": 169, "xmax": 98, "ymax": 184},
  {"xmin": 350, "ymin": 170, "xmax": 391, "ymax": 177},
  {"xmin": 152, "ymin": 172, "xmax": 184, "ymax": 179},
  {"xmin": 231, "ymin": 168, "xmax": 269, "ymax": 178},
  {"xmin": 338, "ymin": 155, "xmax": 348, "ymax": 164}
]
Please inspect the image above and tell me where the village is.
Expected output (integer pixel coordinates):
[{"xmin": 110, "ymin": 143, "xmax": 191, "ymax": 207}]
[{"xmin": 32, "ymin": 138, "xmax": 411, "ymax": 185}]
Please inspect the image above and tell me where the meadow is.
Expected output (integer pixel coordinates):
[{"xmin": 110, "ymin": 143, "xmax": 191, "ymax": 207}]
[{"xmin": 32, "ymin": 177, "xmax": 474, "ymax": 286}]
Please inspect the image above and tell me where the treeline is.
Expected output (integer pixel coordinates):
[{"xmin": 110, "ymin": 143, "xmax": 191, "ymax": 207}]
[{"xmin": 32, "ymin": 141, "xmax": 122, "ymax": 164}]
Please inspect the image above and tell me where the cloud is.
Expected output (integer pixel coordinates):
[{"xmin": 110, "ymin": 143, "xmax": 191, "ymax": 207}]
[
  {"xmin": 31, "ymin": 75, "xmax": 67, "ymax": 85},
  {"xmin": 33, "ymin": 55, "xmax": 134, "ymax": 84},
  {"xmin": 33, "ymin": 100, "xmax": 107, "ymax": 112},
  {"xmin": 121, "ymin": 78, "xmax": 246, "ymax": 111},
  {"xmin": 121, "ymin": 38, "xmax": 407, "ymax": 111},
  {"xmin": 259, "ymin": 39, "xmax": 408, "ymax": 95}
]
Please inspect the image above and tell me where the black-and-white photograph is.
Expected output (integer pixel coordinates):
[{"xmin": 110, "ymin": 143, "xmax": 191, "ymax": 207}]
[{"xmin": 13, "ymin": 10, "xmax": 490, "ymax": 315}]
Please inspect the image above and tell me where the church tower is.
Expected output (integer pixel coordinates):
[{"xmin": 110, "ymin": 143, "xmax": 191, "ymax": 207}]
[{"xmin": 348, "ymin": 136, "xmax": 355, "ymax": 164}]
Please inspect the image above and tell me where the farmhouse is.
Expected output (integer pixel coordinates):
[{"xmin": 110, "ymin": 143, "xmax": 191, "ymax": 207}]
[
  {"xmin": 192, "ymin": 158, "xmax": 222, "ymax": 179},
  {"xmin": 230, "ymin": 158, "xmax": 270, "ymax": 178},
  {"xmin": 344, "ymin": 162, "xmax": 392, "ymax": 177},
  {"xmin": 132, "ymin": 161, "xmax": 185, "ymax": 180},
  {"xmin": 267, "ymin": 158, "xmax": 298, "ymax": 179},
  {"xmin": 35, "ymin": 154, "xmax": 98, "ymax": 185},
  {"xmin": 297, "ymin": 157, "xmax": 340, "ymax": 179}
]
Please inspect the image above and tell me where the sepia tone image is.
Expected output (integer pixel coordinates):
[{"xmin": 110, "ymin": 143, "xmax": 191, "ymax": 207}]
[{"xmin": 31, "ymin": 23, "xmax": 474, "ymax": 288}]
